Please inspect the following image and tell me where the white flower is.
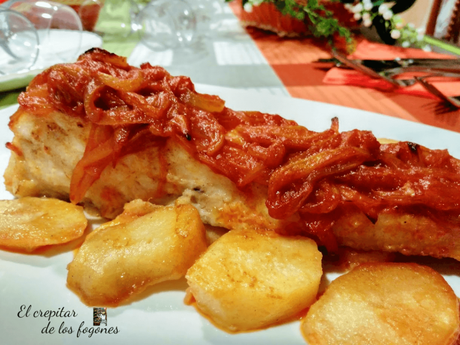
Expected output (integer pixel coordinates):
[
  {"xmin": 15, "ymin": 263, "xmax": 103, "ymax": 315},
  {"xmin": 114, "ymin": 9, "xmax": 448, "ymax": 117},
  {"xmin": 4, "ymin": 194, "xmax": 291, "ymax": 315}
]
[
  {"xmin": 344, "ymin": 3, "xmax": 353, "ymax": 10},
  {"xmin": 363, "ymin": 18, "xmax": 372, "ymax": 27},
  {"xmin": 417, "ymin": 34, "xmax": 424, "ymax": 41},
  {"xmin": 402, "ymin": 41, "xmax": 410, "ymax": 48},
  {"xmin": 383, "ymin": 10, "xmax": 393, "ymax": 20},
  {"xmin": 364, "ymin": 2, "xmax": 373, "ymax": 11},
  {"xmin": 243, "ymin": 3, "xmax": 253, "ymax": 12},
  {"xmin": 352, "ymin": 3, "xmax": 363, "ymax": 13},
  {"xmin": 395, "ymin": 22, "xmax": 404, "ymax": 30},
  {"xmin": 407, "ymin": 22, "xmax": 415, "ymax": 29},
  {"xmin": 390, "ymin": 29, "xmax": 401, "ymax": 39},
  {"xmin": 378, "ymin": 4, "xmax": 388, "ymax": 14},
  {"xmin": 362, "ymin": 12, "xmax": 371, "ymax": 20},
  {"xmin": 417, "ymin": 27, "xmax": 425, "ymax": 34},
  {"xmin": 422, "ymin": 45, "xmax": 432, "ymax": 52},
  {"xmin": 354, "ymin": 12, "xmax": 362, "ymax": 20}
]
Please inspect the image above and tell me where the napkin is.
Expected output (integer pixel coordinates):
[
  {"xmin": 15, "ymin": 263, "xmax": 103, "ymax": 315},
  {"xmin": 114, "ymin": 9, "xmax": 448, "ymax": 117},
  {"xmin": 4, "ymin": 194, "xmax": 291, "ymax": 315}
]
[{"xmin": 323, "ymin": 40, "xmax": 460, "ymax": 99}]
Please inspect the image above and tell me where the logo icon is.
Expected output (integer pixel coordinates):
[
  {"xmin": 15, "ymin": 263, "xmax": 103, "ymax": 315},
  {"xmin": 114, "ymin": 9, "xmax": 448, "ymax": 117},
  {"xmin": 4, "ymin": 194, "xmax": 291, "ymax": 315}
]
[{"xmin": 93, "ymin": 307, "xmax": 107, "ymax": 326}]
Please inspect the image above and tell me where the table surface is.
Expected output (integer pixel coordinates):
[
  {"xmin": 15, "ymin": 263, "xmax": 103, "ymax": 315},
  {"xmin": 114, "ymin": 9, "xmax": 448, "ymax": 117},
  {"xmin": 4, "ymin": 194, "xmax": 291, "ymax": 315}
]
[
  {"xmin": 250, "ymin": 31, "xmax": 460, "ymax": 133},
  {"xmin": 1, "ymin": 1, "xmax": 459, "ymax": 134}
]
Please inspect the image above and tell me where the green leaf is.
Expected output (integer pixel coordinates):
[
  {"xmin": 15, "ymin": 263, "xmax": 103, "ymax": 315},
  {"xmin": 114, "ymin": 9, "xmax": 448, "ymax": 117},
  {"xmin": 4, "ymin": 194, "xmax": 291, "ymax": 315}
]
[
  {"xmin": 233, "ymin": 0, "xmax": 352, "ymax": 43},
  {"xmin": 295, "ymin": 11, "xmax": 305, "ymax": 20}
]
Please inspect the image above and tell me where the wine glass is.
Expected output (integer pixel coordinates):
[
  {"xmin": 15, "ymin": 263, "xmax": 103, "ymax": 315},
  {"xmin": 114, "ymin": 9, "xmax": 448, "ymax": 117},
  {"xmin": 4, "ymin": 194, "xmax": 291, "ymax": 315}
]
[
  {"xmin": 10, "ymin": 1, "xmax": 83, "ymax": 68},
  {"xmin": 192, "ymin": 0, "xmax": 225, "ymax": 35},
  {"xmin": 133, "ymin": 0, "xmax": 197, "ymax": 51},
  {"xmin": 96, "ymin": 0, "xmax": 225, "ymax": 53},
  {"xmin": 0, "ymin": 0, "xmax": 83, "ymax": 75},
  {"xmin": 0, "ymin": 7, "xmax": 39, "ymax": 74}
]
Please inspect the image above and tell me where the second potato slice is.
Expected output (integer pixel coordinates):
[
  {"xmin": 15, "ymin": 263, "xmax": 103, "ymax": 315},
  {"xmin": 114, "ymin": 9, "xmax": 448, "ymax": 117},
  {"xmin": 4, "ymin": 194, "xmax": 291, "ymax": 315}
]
[
  {"xmin": 301, "ymin": 263, "xmax": 460, "ymax": 345},
  {"xmin": 186, "ymin": 229, "xmax": 322, "ymax": 332},
  {"xmin": 67, "ymin": 202, "xmax": 207, "ymax": 307}
]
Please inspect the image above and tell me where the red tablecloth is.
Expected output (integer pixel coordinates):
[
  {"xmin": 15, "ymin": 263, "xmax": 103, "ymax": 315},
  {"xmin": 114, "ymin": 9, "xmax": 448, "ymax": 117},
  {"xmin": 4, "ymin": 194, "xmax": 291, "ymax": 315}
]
[{"xmin": 229, "ymin": 2, "xmax": 460, "ymax": 134}]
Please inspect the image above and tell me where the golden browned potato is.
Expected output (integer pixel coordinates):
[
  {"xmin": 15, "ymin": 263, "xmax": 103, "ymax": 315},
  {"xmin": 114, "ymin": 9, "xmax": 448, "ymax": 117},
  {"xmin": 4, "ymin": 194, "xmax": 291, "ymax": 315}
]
[
  {"xmin": 67, "ymin": 202, "xmax": 207, "ymax": 307},
  {"xmin": 186, "ymin": 229, "xmax": 323, "ymax": 332},
  {"xmin": 94, "ymin": 199, "xmax": 161, "ymax": 231},
  {"xmin": 0, "ymin": 197, "xmax": 87, "ymax": 251},
  {"xmin": 302, "ymin": 263, "xmax": 460, "ymax": 345}
]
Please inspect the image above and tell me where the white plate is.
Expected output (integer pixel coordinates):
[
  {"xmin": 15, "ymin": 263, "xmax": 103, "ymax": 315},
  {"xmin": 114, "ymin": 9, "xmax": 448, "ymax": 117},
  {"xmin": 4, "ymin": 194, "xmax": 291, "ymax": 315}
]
[
  {"xmin": 1, "ymin": 86, "xmax": 460, "ymax": 345},
  {"xmin": 0, "ymin": 30, "xmax": 103, "ymax": 92}
]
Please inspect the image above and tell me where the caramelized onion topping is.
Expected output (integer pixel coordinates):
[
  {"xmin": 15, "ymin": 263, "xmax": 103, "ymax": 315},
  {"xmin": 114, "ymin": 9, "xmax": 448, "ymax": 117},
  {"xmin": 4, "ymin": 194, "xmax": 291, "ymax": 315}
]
[{"xmin": 17, "ymin": 49, "xmax": 460, "ymax": 251}]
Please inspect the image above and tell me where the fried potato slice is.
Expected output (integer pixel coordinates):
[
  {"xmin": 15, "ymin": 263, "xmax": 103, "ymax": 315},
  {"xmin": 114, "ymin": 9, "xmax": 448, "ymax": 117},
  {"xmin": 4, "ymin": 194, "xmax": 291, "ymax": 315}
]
[
  {"xmin": 67, "ymin": 201, "xmax": 207, "ymax": 307},
  {"xmin": 0, "ymin": 197, "xmax": 87, "ymax": 251},
  {"xmin": 302, "ymin": 263, "xmax": 460, "ymax": 345},
  {"xmin": 95, "ymin": 198, "xmax": 161, "ymax": 231},
  {"xmin": 186, "ymin": 229, "xmax": 323, "ymax": 332}
]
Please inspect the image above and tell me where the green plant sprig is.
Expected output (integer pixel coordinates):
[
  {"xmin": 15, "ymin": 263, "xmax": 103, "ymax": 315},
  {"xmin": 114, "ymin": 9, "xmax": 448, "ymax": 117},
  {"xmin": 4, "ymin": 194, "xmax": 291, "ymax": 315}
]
[{"xmin": 226, "ymin": 0, "xmax": 352, "ymax": 44}]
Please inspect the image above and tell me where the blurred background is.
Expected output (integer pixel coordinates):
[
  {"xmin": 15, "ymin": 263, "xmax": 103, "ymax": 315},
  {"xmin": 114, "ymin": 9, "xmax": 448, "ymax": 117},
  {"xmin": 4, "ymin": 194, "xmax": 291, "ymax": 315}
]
[{"xmin": 2, "ymin": 0, "xmax": 460, "ymax": 132}]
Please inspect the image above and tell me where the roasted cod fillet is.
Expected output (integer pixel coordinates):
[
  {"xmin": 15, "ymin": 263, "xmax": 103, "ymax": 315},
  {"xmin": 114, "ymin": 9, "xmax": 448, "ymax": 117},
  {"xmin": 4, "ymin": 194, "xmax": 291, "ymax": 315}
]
[
  {"xmin": 4, "ymin": 49, "xmax": 460, "ymax": 260},
  {"xmin": 4, "ymin": 109, "xmax": 286, "ymax": 231}
]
